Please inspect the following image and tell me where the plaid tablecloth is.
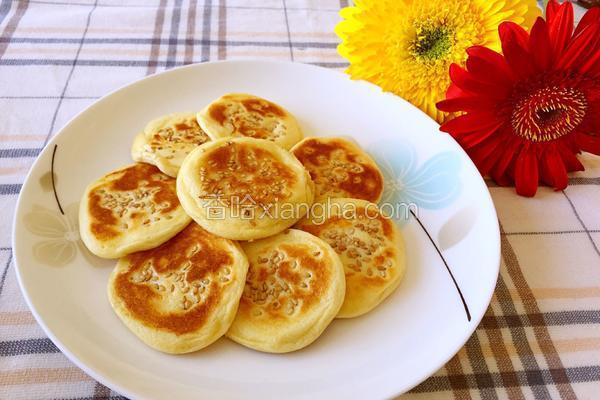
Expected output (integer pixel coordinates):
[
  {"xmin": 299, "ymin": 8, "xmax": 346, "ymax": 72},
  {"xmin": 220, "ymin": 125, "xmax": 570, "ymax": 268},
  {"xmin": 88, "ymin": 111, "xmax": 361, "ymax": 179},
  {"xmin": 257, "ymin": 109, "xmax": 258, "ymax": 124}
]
[{"xmin": 1, "ymin": 1, "xmax": 599, "ymax": 399}]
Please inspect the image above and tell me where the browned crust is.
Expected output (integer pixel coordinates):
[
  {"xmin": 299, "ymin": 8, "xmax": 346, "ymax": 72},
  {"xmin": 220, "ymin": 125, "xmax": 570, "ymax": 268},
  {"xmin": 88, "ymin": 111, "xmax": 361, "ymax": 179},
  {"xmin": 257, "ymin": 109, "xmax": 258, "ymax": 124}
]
[
  {"xmin": 297, "ymin": 206, "xmax": 396, "ymax": 288},
  {"xmin": 88, "ymin": 164, "xmax": 179, "ymax": 240},
  {"xmin": 113, "ymin": 223, "xmax": 235, "ymax": 335},
  {"xmin": 147, "ymin": 120, "xmax": 209, "ymax": 149},
  {"xmin": 199, "ymin": 140, "xmax": 297, "ymax": 206},
  {"xmin": 238, "ymin": 242, "xmax": 332, "ymax": 320},
  {"xmin": 292, "ymin": 137, "xmax": 383, "ymax": 202},
  {"xmin": 207, "ymin": 96, "xmax": 287, "ymax": 140}
]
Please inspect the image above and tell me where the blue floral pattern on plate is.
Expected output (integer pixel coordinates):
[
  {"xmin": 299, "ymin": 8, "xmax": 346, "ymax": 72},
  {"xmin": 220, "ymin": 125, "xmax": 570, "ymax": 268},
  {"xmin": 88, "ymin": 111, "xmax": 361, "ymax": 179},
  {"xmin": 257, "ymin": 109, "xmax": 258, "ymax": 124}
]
[
  {"xmin": 369, "ymin": 140, "xmax": 462, "ymax": 211},
  {"xmin": 369, "ymin": 140, "xmax": 471, "ymax": 321}
]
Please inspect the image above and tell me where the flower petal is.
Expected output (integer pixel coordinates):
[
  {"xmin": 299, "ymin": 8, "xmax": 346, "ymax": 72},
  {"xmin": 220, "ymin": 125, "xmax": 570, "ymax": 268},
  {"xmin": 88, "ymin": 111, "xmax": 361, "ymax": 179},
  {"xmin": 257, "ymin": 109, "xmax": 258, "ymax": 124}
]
[
  {"xmin": 545, "ymin": 0, "xmax": 560, "ymax": 23},
  {"xmin": 573, "ymin": 5, "xmax": 600, "ymax": 37},
  {"xmin": 467, "ymin": 46, "xmax": 510, "ymax": 76},
  {"xmin": 465, "ymin": 56, "xmax": 513, "ymax": 89},
  {"xmin": 468, "ymin": 134, "xmax": 505, "ymax": 175},
  {"xmin": 529, "ymin": 17, "xmax": 552, "ymax": 70},
  {"xmin": 445, "ymin": 82, "xmax": 465, "ymax": 99},
  {"xmin": 33, "ymin": 239, "xmax": 77, "ymax": 267},
  {"xmin": 440, "ymin": 112, "xmax": 500, "ymax": 134},
  {"xmin": 576, "ymin": 132, "xmax": 600, "ymax": 155},
  {"xmin": 492, "ymin": 172, "xmax": 513, "ymax": 186},
  {"xmin": 499, "ymin": 22, "xmax": 537, "ymax": 79},
  {"xmin": 514, "ymin": 146, "xmax": 539, "ymax": 197},
  {"xmin": 540, "ymin": 146, "xmax": 568, "ymax": 190},
  {"xmin": 583, "ymin": 55, "xmax": 600, "ymax": 78},
  {"xmin": 436, "ymin": 96, "xmax": 496, "ymax": 113},
  {"xmin": 556, "ymin": 143, "xmax": 584, "ymax": 172},
  {"xmin": 448, "ymin": 64, "xmax": 505, "ymax": 97},
  {"xmin": 64, "ymin": 202, "xmax": 80, "ymax": 232},
  {"xmin": 501, "ymin": 20, "xmax": 530, "ymax": 48},
  {"xmin": 579, "ymin": 105, "xmax": 600, "ymax": 134},
  {"xmin": 400, "ymin": 152, "xmax": 462, "ymax": 209},
  {"xmin": 455, "ymin": 121, "xmax": 504, "ymax": 148},
  {"xmin": 490, "ymin": 134, "xmax": 521, "ymax": 182},
  {"xmin": 558, "ymin": 22, "xmax": 600, "ymax": 72},
  {"xmin": 23, "ymin": 205, "xmax": 68, "ymax": 238},
  {"xmin": 576, "ymin": 24, "xmax": 600, "ymax": 76},
  {"xmin": 477, "ymin": 141, "xmax": 508, "ymax": 174},
  {"xmin": 547, "ymin": 0, "xmax": 574, "ymax": 56},
  {"xmin": 546, "ymin": 0, "xmax": 560, "ymax": 21}
]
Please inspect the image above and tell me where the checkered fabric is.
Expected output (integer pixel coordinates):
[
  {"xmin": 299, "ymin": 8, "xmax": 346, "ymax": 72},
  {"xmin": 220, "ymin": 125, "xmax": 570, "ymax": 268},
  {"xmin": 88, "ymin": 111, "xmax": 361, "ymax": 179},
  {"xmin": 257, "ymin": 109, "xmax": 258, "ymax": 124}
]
[{"xmin": 0, "ymin": 0, "xmax": 599, "ymax": 399}]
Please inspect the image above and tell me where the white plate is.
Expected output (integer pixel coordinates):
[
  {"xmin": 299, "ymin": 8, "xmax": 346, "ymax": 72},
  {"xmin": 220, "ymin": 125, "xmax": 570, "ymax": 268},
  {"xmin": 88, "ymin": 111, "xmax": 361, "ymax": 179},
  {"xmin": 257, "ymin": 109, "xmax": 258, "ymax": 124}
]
[{"xmin": 13, "ymin": 60, "xmax": 500, "ymax": 399}]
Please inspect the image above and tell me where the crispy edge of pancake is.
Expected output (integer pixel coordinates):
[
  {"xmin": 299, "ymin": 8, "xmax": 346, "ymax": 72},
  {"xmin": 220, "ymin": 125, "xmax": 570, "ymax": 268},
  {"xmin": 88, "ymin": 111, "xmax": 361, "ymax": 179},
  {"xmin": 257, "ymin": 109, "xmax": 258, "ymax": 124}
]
[
  {"xmin": 295, "ymin": 198, "xmax": 406, "ymax": 318},
  {"xmin": 196, "ymin": 93, "xmax": 303, "ymax": 150},
  {"xmin": 144, "ymin": 112, "xmax": 200, "ymax": 136},
  {"xmin": 226, "ymin": 229, "xmax": 345, "ymax": 353},
  {"xmin": 131, "ymin": 113, "xmax": 210, "ymax": 177},
  {"xmin": 130, "ymin": 131, "xmax": 169, "ymax": 170},
  {"xmin": 290, "ymin": 136, "xmax": 384, "ymax": 203},
  {"xmin": 107, "ymin": 229, "xmax": 249, "ymax": 354},
  {"xmin": 176, "ymin": 137, "xmax": 315, "ymax": 240},
  {"xmin": 79, "ymin": 163, "xmax": 192, "ymax": 259}
]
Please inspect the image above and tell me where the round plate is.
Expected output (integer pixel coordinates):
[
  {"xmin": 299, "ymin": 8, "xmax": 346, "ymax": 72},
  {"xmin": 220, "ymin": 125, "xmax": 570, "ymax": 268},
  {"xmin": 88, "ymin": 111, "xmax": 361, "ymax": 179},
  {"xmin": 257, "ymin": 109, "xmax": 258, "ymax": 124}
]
[{"xmin": 13, "ymin": 60, "xmax": 500, "ymax": 399}]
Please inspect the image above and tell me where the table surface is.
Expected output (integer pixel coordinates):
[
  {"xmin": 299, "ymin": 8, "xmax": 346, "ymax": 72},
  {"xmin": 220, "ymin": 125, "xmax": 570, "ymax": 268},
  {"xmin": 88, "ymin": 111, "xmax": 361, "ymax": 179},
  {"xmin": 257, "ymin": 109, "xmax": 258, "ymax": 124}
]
[{"xmin": 1, "ymin": 1, "xmax": 599, "ymax": 399}]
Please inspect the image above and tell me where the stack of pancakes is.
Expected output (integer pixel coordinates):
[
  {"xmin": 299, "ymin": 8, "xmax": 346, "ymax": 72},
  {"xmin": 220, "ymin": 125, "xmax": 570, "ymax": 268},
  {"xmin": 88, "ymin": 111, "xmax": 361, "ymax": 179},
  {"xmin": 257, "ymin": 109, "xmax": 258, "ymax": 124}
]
[{"xmin": 79, "ymin": 93, "xmax": 406, "ymax": 354}]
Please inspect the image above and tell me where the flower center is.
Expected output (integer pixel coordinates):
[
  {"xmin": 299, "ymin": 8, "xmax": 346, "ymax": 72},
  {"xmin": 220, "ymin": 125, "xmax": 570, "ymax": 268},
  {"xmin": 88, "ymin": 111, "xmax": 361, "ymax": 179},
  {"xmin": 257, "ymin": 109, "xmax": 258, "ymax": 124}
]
[
  {"xmin": 388, "ymin": 178, "xmax": 405, "ymax": 193},
  {"xmin": 412, "ymin": 25, "xmax": 452, "ymax": 61},
  {"xmin": 64, "ymin": 231, "xmax": 79, "ymax": 242},
  {"xmin": 511, "ymin": 87, "xmax": 587, "ymax": 142}
]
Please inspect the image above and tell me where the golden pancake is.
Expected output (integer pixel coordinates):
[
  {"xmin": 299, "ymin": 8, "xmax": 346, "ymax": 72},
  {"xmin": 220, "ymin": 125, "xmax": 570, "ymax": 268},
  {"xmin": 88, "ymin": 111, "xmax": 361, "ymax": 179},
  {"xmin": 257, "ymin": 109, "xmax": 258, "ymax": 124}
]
[
  {"xmin": 197, "ymin": 93, "xmax": 303, "ymax": 150},
  {"xmin": 177, "ymin": 137, "xmax": 314, "ymax": 240},
  {"xmin": 291, "ymin": 137, "xmax": 384, "ymax": 202},
  {"xmin": 295, "ymin": 198, "xmax": 405, "ymax": 318},
  {"xmin": 227, "ymin": 229, "xmax": 345, "ymax": 353},
  {"xmin": 79, "ymin": 163, "xmax": 191, "ymax": 258},
  {"xmin": 131, "ymin": 112, "xmax": 211, "ymax": 177},
  {"xmin": 108, "ymin": 223, "xmax": 249, "ymax": 354}
]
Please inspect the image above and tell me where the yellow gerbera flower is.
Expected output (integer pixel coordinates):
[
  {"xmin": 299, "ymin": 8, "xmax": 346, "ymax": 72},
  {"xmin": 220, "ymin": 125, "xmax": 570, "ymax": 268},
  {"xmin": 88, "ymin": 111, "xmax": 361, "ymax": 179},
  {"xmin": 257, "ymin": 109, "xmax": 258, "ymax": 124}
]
[{"xmin": 335, "ymin": 0, "xmax": 541, "ymax": 123}]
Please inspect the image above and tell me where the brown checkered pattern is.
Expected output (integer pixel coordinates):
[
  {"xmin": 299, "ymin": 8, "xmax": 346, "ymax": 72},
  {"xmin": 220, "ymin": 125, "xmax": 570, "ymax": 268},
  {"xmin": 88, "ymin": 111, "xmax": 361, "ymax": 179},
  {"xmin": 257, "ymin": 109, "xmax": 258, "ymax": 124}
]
[{"xmin": 1, "ymin": 1, "xmax": 599, "ymax": 399}]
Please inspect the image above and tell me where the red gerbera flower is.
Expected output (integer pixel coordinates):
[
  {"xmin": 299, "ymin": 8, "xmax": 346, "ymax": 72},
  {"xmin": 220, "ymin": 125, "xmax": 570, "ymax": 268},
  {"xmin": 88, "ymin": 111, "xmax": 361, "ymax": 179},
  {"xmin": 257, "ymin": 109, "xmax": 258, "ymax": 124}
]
[{"xmin": 436, "ymin": 0, "xmax": 600, "ymax": 196}]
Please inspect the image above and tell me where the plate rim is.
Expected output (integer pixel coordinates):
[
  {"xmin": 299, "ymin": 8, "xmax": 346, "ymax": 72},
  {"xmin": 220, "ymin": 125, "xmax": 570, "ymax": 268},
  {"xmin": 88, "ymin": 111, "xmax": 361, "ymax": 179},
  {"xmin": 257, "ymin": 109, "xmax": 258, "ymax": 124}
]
[{"xmin": 12, "ymin": 59, "xmax": 501, "ymax": 399}]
